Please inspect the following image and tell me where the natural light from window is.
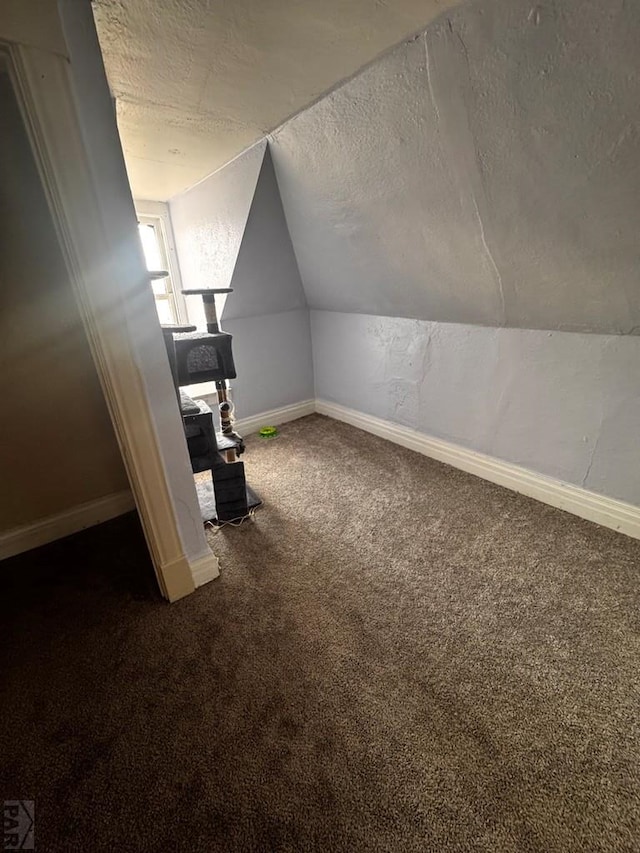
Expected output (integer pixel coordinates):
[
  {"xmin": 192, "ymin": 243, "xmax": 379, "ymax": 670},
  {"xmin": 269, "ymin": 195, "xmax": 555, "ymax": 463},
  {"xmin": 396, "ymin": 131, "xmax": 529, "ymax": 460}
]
[{"xmin": 138, "ymin": 220, "xmax": 177, "ymax": 324}]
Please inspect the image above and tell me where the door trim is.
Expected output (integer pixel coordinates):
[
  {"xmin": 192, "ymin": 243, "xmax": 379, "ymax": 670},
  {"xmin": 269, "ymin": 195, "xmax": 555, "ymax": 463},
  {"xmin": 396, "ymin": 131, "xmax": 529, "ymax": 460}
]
[{"xmin": 0, "ymin": 38, "xmax": 218, "ymax": 599}]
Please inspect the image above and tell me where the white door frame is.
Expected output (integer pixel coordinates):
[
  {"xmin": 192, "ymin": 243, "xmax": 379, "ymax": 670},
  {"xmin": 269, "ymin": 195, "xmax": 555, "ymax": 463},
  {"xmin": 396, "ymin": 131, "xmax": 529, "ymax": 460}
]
[{"xmin": 0, "ymin": 8, "xmax": 219, "ymax": 600}]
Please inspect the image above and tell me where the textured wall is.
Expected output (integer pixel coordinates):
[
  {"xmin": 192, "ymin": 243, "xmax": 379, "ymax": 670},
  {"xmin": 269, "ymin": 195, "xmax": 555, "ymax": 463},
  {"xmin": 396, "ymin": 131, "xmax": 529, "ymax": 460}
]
[
  {"xmin": 170, "ymin": 140, "xmax": 266, "ymax": 327},
  {"xmin": 0, "ymin": 73, "xmax": 128, "ymax": 532},
  {"xmin": 170, "ymin": 140, "xmax": 266, "ymax": 293},
  {"xmin": 225, "ymin": 310, "xmax": 314, "ymax": 418},
  {"xmin": 170, "ymin": 144, "xmax": 312, "ymax": 416},
  {"xmin": 272, "ymin": 0, "xmax": 640, "ymax": 335},
  {"xmin": 93, "ymin": 0, "xmax": 460, "ymax": 199},
  {"xmin": 311, "ymin": 311, "xmax": 640, "ymax": 506},
  {"xmin": 224, "ymin": 147, "xmax": 307, "ymax": 321}
]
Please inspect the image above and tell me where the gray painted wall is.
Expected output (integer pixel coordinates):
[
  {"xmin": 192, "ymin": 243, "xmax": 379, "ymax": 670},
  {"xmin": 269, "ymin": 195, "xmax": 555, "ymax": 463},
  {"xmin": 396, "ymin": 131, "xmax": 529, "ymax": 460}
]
[
  {"xmin": 225, "ymin": 309, "xmax": 314, "ymax": 418},
  {"xmin": 224, "ymin": 147, "xmax": 307, "ymax": 321},
  {"xmin": 312, "ymin": 311, "xmax": 640, "ymax": 506},
  {"xmin": 169, "ymin": 143, "xmax": 313, "ymax": 415},
  {"xmin": 271, "ymin": 0, "xmax": 640, "ymax": 334}
]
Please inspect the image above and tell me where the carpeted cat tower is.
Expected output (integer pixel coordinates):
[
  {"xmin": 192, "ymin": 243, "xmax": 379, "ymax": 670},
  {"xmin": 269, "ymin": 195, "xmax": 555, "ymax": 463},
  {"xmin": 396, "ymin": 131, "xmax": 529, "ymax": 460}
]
[{"xmin": 161, "ymin": 286, "xmax": 260, "ymax": 524}]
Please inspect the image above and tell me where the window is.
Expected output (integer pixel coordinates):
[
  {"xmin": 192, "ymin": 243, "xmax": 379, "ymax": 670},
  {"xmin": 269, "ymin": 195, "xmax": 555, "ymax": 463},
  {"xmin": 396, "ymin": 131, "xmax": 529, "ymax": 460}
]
[{"xmin": 137, "ymin": 214, "xmax": 181, "ymax": 325}]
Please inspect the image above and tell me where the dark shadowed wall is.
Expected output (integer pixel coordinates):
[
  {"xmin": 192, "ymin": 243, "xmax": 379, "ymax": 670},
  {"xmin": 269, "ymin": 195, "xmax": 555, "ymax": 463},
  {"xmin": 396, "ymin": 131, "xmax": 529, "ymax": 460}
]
[{"xmin": 0, "ymin": 73, "xmax": 128, "ymax": 533}]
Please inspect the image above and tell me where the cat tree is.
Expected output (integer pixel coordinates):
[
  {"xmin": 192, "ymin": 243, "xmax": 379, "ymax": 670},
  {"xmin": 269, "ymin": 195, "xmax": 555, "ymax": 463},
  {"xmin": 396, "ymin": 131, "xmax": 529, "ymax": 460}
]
[{"xmin": 160, "ymin": 286, "xmax": 260, "ymax": 524}]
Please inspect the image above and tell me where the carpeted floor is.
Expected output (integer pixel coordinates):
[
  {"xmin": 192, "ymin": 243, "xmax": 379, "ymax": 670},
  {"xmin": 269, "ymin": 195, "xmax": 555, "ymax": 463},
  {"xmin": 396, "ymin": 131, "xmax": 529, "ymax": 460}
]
[{"xmin": 1, "ymin": 414, "xmax": 639, "ymax": 852}]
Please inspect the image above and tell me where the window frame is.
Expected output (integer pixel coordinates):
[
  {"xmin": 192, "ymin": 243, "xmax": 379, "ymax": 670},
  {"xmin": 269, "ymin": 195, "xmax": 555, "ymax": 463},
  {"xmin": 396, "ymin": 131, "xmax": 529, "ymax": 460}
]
[{"xmin": 135, "ymin": 200, "xmax": 187, "ymax": 326}]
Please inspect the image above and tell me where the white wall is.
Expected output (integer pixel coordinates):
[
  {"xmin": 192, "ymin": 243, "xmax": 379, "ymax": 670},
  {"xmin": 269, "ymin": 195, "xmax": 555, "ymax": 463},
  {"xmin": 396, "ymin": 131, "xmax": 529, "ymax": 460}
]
[
  {"xmin": 170, "ymin": 141, "xmax": 266, "ymax": 328},
  {"xmin": 312, "ymin": 311, "xmax": 640, "ymax": 506}
]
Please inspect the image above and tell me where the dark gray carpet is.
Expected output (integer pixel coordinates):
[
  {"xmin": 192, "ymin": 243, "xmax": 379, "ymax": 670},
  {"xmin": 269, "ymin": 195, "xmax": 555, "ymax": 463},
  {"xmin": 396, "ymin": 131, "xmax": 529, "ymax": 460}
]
[{"xmin": 1, "ymin": 414, "xmax": 639, "ymax": 852}]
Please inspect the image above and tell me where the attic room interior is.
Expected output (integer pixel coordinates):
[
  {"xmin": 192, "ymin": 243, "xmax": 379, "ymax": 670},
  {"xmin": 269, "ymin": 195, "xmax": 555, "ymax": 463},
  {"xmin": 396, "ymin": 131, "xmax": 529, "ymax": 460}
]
[{"xmin": 1, "ymin": 0, "xmax": 639, "ymax": 850}]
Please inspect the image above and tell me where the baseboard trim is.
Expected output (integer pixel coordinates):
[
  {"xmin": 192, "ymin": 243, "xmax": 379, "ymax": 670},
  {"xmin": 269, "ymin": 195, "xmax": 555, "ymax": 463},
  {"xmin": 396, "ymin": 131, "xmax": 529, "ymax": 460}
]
[
  {"xmin": 189, "ymin": 550, "xmax": 221, "ymax": 588},
  {"xmin": 234, "ymin": 399, "xmax": 316, "ymax": 436},
  {"xmin": 6, "ymin": 400, "xmax": 633, "ymax": 567},
  {"xmin": 315, "ymin": 399, "xmax": 640, "ymax": 541},
  {"xmin": 0, "ymin": 489, "xmax": 136, "ymax": 561}
]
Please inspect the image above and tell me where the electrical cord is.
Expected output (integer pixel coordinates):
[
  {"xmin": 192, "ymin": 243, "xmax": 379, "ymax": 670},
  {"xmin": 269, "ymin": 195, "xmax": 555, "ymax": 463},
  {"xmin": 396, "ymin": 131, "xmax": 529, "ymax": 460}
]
[{"xmin": 205, "ymin": 506, "xmax": 258, "ymax": 535}]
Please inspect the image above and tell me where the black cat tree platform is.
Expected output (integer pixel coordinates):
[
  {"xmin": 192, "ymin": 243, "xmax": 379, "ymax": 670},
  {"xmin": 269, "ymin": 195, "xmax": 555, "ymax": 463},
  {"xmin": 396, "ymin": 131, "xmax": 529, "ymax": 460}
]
[{"xmin": 160, "ymin": 287, "xmax": 261, "ymax": 524}]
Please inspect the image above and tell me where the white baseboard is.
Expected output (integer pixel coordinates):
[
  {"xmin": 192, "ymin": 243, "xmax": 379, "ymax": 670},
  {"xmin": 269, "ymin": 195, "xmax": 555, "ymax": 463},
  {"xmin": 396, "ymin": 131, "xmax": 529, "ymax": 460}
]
[
  {"xmin": 234, "ymin": 399, "xmax": 316, "ymax": 436},
  {"xmin": 0, "ymin": 489, "xmax": 136, "ymax": 561},
  {"xmin": 189, "ymin": 550, "xmax": 220, "ymax": 587},
  {"xmin": 316, "ymin": 399, "xmax": 640, "ymax": 541},
  {"xmin": 6, "ymin": 399, "xmax": 634, "ymax": 568}
]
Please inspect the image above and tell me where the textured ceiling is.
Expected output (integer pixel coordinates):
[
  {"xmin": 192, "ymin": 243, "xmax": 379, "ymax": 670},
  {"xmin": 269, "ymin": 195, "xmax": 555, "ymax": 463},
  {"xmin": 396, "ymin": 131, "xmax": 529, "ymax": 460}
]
[{"xmin": 93, "ymin": 0, "xmax": 459, "ymax": 201}]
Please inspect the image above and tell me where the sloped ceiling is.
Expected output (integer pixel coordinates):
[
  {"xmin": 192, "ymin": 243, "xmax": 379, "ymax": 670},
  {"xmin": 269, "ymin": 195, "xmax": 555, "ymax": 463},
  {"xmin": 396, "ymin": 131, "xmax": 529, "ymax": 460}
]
[
  {"xmin": 92, "ymin": 0, "xmax": 461, "ymax": 201},
  {"xmin": 270, "ymin": 0, "xmax": 640, "ymax": 334}
]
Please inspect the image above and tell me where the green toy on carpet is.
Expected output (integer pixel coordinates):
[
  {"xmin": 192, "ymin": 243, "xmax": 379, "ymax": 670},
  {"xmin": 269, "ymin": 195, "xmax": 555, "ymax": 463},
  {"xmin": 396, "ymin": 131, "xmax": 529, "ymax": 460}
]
[{"xmin": 258, "ymin": 426, "xmax": 278, "ymax": 439}]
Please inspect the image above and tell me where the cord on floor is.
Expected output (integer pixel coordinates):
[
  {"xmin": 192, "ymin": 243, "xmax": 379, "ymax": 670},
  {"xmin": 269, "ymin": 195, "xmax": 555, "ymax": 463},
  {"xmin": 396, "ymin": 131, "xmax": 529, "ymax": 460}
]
[{"xmin": 204, "ymin": 507, "xmax": 258, "ymax": 535}]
